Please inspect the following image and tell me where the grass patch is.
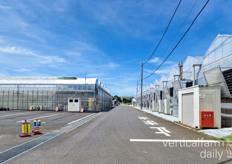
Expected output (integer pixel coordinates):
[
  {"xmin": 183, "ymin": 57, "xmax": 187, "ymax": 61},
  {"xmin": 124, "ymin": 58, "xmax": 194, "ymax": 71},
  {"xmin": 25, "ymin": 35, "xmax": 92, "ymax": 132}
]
[{"xmin": 211, "ymin": 135, "xmax": 232, "ymax": 143}]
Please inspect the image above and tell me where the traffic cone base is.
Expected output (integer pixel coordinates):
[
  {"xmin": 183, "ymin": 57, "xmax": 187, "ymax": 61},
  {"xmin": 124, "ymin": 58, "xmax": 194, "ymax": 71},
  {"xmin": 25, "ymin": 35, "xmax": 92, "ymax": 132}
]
[
  {"xmin": 32, "ymin": 132, "xmax": 42, "ymax": 135},
  {"xmin": 19, "ymin": 133, "xmax": 31, "ymax": 137},
  {"xmin": 32, "ymin": 130, "xmax": 42, "ymax": 135}
]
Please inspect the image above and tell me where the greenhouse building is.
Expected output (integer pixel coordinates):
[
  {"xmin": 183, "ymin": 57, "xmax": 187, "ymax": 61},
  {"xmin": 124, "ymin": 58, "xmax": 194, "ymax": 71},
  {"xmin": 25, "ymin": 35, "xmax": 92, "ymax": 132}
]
[
  {"xmin": 136, "ymin": 34, "xmax": 232, "ymax": 127},
  {"xmin": 0, "ymin": 77, "xmax": 112, "ymax": 112}
]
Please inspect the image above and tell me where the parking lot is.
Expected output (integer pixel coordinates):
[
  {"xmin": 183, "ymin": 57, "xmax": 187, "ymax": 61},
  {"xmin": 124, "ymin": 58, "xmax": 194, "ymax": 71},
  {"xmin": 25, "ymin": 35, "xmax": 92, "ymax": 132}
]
[{"xmin": 0, "ymin": 110, "xmax": 92, "ymax": 152}]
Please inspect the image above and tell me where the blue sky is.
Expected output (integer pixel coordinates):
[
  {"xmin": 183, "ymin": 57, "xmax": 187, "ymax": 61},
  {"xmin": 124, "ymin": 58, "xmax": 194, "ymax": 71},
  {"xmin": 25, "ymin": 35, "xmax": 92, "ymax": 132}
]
[{"xmin": 0, "ymin": 0, "xmax": 231, "ymax": 96}]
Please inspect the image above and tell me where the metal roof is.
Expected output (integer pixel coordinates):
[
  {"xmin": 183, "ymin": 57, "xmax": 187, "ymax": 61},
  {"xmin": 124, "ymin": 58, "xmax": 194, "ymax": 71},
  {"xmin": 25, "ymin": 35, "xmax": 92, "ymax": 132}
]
[{"xmin": 0, "ymin": 76, "xmax": 110, "ymax": 94}]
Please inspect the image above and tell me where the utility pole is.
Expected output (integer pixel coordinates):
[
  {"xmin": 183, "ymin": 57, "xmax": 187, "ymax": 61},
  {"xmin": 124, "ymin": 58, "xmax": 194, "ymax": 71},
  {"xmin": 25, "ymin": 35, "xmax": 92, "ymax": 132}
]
[
  {"xmin": 136, "ymin": 80, "xmax": 138, "ymax": 98},
  {"xmin": 178, "ymin": 61, "xmax": 183, "ymax": 80},
  {"xmin": 136, "ymin": 80, "xmax": 138, "ymax": 107},
  {"xmin": 140, "ymin": 61, "xmax": 143, "ymax": 110}
]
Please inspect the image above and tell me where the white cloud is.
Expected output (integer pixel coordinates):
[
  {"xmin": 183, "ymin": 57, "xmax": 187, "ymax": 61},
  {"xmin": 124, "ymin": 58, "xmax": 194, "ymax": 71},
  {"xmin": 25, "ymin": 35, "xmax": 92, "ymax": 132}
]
[
  {"xmin": 0, "ymin": 46, "xmax": 34, "ymax": 55},
  {"xmin": 95, "ymin": 62, "xmax": 120, "ymax": 70},
  {"xmin": 148, "ymin": 57, "xmax": 160, "ymax": 64},
  {"xmin": 144, "ymin": 69, "xmax": 153, "ymax": 73},
  {"xmin": 87, "ymin": 73, "xmax": 103, "ymax": 77},
  {"xmin": 102, "ymin": 73, "xmax": 139, "ymax": 96},
  {"xmin": 15, "ymin": 68, "xmax": 31, "ymax": 72},
  {"xmin": 0, "ymin": 5, "xmax": 11, "ymax": 10},
  {"xmin": 65, "ymin": 51, "xmax": 82, "ymax": 57},
  {"xmin": 78, "ymin": 0, "xmax": 178, "ymax": 38},
  {"xmin": 38, "ymin": 55, "xmax": 66, "ymax": 64},
  {"xmin": 0, "ymin": 45, "xmax": 66, "ymax": 64},
  {"xmin": 108, "ymin": 62, "xmax": 119, "ymax": 68},
  {"xmin": 110, "ymin": 86, "xmax": 135, "ymax": 96},
  {"xmin": 144, "ymin": 63, "xmax": 178, "ymax": 75},
  {"xmin": 155, "ymin": 69, "xmax": 171, "ymax": 74},
  {"xmin": 148, "ymin": 57, "xmax": 176, "ymax": 66}
]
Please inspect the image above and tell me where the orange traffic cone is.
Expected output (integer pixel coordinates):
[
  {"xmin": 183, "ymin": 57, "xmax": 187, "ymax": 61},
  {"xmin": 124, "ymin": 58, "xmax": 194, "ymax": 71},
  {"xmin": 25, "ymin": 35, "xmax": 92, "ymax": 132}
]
[
  {"xmin": 80, "ymin": 108, "xmax": 84, "ymax": 113},
  {"xmin": 55, "ymin": 107, "xmax": 58, "ymax": 112}
]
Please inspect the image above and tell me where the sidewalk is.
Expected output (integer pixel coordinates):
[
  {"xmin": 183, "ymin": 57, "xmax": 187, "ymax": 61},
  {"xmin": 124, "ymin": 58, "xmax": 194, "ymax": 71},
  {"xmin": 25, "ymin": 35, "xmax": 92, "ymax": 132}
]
[
  {"xmin": 133, "ymin": 106, "xmax": 179, "ymax": 122},
  {"xmin": 199, "ymin": 128, "xmax": 232, "ymax": 138}
]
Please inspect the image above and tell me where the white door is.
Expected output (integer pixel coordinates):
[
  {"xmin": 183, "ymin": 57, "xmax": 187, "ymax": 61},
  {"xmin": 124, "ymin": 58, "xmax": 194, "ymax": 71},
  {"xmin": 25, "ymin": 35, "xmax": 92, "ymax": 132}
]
[
  {"xmin": 182, "ymin": 93, "xmax": 194, "ymax": 127},
  {"xmin": 68, "ymin": 98, "xmax": 81, "ymax": 112}
]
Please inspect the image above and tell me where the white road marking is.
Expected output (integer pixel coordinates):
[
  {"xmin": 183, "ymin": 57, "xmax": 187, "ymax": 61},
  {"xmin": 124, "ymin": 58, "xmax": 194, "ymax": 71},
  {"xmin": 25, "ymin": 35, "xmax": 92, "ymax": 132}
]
[
  {"xmin": 66, "ymin": 114, "xmax": 99, "ymax": 133},
  {"xmin": 143, "ymin": 120, "xmax": 159, "ymax": 126},
  {"xmin": 0, "ymin": 113, "xmax": 26, "ymax": 118},
  {"xmin": 150, "ymin": 127, "xmax": 171, "ymax": 137},
  {"xmin": 1, "ymin": 113, "xmax": 102, "ymax": 164},
  {"xmin": 130, "ymin": 139, "xmax": 220, "ymax": 143},
  {"xmin": 68, "ymin": 113, "xmax": 95, "ymax": 125},
  {"xmin": 17, "ymin": 113, "xmax": 65, "ymax": 123},
  {"xmin": 138, "ymin": 116, "xmax": 149, "ymax": 120}
]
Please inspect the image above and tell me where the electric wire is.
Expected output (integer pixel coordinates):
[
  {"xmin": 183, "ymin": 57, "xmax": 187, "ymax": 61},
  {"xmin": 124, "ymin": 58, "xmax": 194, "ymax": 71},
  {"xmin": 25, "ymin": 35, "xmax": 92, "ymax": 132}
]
[
  {"xmin": 154, "ymin": 0, "xmax": 198, "ymax": 64},
  {"xmin": 143, "ymin": 0, "xmax": 182, "ymax": 65},
  {"xmin": 144, "ymin": 0, "xmax": 210, "ymax": 80}
]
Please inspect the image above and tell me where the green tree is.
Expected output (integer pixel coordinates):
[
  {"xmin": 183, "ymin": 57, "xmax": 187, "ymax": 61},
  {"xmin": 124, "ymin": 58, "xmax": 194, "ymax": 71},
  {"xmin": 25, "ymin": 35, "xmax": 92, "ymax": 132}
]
[
  {"xmin": 122, "ymin": 98, "xmax": 127, "ymax": 103},
  {"xmin": 114, "ymin": 95, "xmax": 122, "ymax": 103}
]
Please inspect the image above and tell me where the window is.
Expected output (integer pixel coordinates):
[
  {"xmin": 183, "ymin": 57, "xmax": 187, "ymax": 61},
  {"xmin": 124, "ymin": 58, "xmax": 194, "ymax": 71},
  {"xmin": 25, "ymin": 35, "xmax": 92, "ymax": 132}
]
[
  {"xmin": 186, "ymin": 81, "xmax": 193, "ymax": 88},
  {"xmin": 170, "ymin": 87, "xmax": 173, "ymax": 97},
  {"xmin": 160, "ymin": 91, "xmax": 162, "ymax": 100},
  {"xmin": 74, "ymin": 99, "xmax": 78, "ymax": 102},
  {"xmin": 69, "ymin": 99, "xmax": 73, "ymax": 102}
]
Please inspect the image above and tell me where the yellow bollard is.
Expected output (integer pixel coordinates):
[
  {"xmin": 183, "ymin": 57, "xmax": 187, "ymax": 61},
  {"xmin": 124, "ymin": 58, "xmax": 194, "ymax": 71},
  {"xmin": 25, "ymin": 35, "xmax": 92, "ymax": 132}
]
[
  {"xmin": 33, "ymin": 119, "xmax": 42, "ymax": 135},
  {"xmin": 19, "ymin": 120, "xmax": 31, "ymax": 137}
]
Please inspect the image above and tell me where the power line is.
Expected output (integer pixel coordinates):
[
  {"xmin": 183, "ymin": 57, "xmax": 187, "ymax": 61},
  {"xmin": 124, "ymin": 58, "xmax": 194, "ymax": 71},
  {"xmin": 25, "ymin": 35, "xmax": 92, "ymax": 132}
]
[
  {"xmin": 143, "ymin": 0, "xmax": 182, "ymax": 65},
  {"xmin": 157, "ymin": 0, "xmax": 198, "ymax": 62},
  {"xmin": 144, "ymin": 0, "xmax": 210, "ymax": 80}
]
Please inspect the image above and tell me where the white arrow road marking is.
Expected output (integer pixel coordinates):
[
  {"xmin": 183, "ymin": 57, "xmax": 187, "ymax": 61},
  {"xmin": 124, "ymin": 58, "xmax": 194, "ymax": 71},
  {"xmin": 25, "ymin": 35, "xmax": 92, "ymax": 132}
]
[
  {"xmin": 143, "ymin": 120, "xmax": 159, "ymax": 126},
  {"xmin": 150, "ymin": 127, "xmax": 171, "ymax": 137},
  {"xmin": 138, "ymin": 116, "xmax": 149, "ymax": 120}
]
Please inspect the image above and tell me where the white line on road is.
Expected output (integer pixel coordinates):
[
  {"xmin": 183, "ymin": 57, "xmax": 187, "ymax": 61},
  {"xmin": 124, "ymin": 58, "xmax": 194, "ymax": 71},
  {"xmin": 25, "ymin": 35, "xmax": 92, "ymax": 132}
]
[
  {"xmin": 17, "ymin": 113, "xmax": 65, "ymax": 123},
  {"xmin": 150, "ymin": 127, "xmax": 171, "ymax": 137},
  {"xmin": 66, "ymin": 113, "xmax": 99, "ymax": 133},
  {"xmin": 130, "ymin": 139, "xmax": 220, "ymax": 143},
  {"xmin": 0, "ymin": 113, "xmax": 26, "ymax": 118},
  {"xmin": 68, "ymin": 113, "xmax": 95, "ymax": 125},
  {"xmin": 143, "ymin": 120, "xmax": 159, "ymax": 125},
  {"xmin": 1, "ymin": 113, "xmax": 102, "ymax": 164}
]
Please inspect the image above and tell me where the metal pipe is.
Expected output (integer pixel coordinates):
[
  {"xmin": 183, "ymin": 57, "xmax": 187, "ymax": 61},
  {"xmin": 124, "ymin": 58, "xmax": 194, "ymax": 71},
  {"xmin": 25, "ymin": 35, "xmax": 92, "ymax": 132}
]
[
  {"xmin": 140, "ymin": 62, "xmax": 143, "ymax": 109},
  {"xmin": 193, "ymin": 65, "xmax": 196, "ymax": 86},
  {"xmin": 193, "ymin": 64, "xmax": 202, "ymax": 86},
  {"xmin": 162, "ymin": 81, "xmax": 167, "ymax": 100},
  {"xmin": 178, "ymin": 61, "xmax": 183, "ymax": 80},
  {"xmin": 174, "ymin": 75, "xmax": 180, "ymax": 81}
]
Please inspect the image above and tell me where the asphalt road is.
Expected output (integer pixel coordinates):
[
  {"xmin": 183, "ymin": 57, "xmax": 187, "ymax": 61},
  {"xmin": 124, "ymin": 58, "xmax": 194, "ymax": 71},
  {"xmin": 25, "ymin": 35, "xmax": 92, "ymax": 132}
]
[
  {"xmin": 0, "ymin": 110, "xmax": 91, "ymax": 152},
  {"xmin": 1, "ymin": 105, "xmax": 232, "ymax": 164}
]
